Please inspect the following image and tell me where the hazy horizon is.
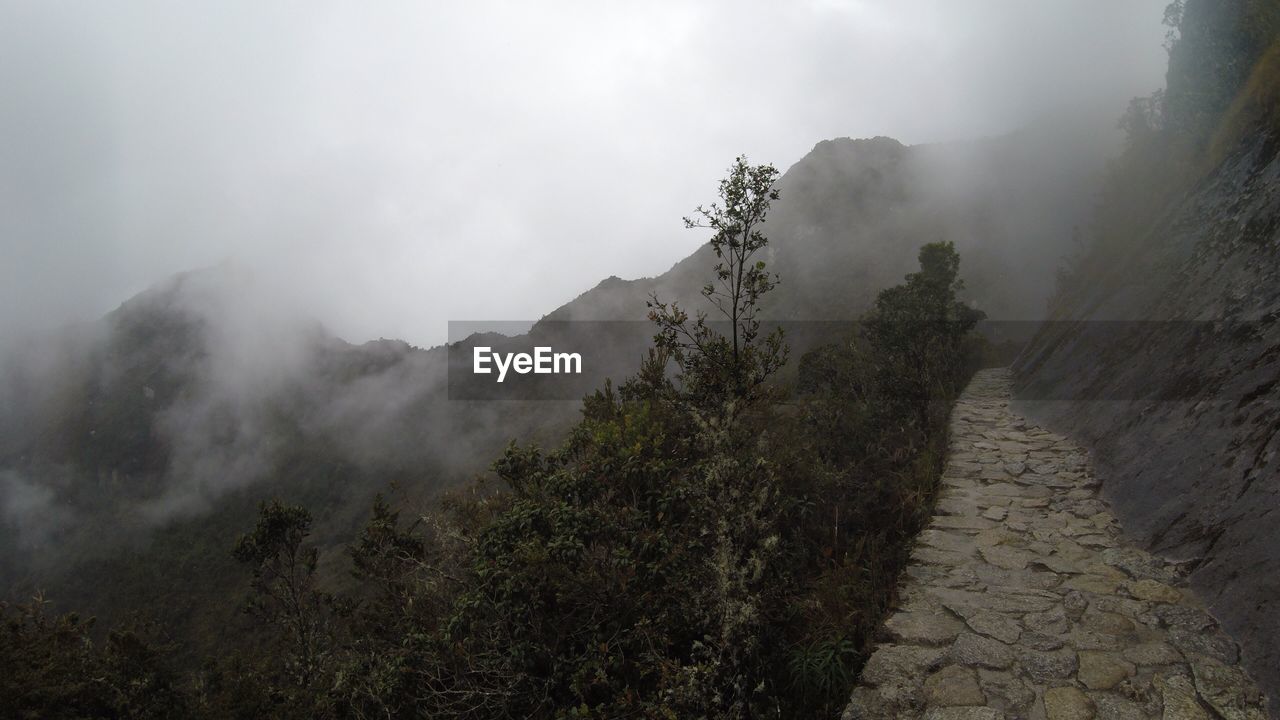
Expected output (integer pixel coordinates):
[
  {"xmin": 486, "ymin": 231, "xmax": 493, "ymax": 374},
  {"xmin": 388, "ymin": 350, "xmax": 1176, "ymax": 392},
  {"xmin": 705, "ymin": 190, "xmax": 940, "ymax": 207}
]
[{"xmin": 1, "ymin": 0, "xmax": 1170, "ymax": 347}]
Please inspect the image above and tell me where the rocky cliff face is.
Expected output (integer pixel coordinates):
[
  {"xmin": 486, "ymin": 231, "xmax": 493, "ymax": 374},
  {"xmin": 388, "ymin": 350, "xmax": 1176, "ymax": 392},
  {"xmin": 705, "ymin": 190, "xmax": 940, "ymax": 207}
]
[{"xmin": 1015, "ymin": 126, "xmax": 1280, "ymax": 711}]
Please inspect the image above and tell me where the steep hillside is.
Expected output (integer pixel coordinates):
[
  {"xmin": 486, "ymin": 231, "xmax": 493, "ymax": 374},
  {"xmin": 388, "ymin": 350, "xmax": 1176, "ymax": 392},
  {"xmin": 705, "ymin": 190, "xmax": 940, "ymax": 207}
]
[
  {"xmin": 0, "ymin": 121, "xmax": 1105, "ymax": 651},
  {"xmin": 550, "ymin": 123, "xmax": 1107, "ymax": 324},
  {"xmin": 1017, "ymin": 129, "xmax": 1280, "ymax": 712},
  {"xmin": 0, "ymin": 267, "xmax": 461, "ymax": 650},
  {"xmin": 1015, "ymin": 0, "xmax": 1280, "ymax": 708}
]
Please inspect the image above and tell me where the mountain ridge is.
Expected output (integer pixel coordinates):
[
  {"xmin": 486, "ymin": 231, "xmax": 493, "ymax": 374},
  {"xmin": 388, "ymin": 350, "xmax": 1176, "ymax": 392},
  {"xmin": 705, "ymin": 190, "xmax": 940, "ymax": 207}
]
[{"xmin": 0, "ymin": 121, "xmax": 1109, "ymax": 652}]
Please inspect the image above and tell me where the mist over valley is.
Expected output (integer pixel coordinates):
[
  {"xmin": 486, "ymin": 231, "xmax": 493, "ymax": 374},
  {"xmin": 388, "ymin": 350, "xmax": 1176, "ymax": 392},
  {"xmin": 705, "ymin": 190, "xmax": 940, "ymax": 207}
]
[{"xmin": 4, "ymin": 1, "xmax": 1280, "ymax": 717}]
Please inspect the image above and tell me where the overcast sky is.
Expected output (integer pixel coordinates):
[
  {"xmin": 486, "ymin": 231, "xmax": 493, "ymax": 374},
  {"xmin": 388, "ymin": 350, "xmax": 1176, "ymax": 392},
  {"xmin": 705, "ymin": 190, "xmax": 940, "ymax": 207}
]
[{"xmin": 0, "ymin": 0, "xmax": 1170, "ymax": 347}]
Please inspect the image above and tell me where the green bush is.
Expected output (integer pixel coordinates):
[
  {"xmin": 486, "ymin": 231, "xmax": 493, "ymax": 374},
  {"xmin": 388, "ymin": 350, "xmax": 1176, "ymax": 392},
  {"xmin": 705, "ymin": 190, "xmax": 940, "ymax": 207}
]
[{"xmin": 0, "ymin": 166, "xmax": 984, "ymax": 719}]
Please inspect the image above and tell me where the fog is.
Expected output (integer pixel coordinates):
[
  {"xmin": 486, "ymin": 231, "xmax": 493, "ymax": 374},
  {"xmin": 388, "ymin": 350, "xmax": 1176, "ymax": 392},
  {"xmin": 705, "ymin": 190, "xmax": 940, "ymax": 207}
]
[{"xmin": 1, "ymin": 0, "xmax": 1170, "ymax": 348}]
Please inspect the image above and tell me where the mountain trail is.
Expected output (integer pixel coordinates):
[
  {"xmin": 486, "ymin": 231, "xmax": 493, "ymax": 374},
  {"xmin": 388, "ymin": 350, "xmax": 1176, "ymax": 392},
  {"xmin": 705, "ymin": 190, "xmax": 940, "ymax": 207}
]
[{"xmin": 842, "ymin": 368, "xmax": 1271, "ymax": 719}]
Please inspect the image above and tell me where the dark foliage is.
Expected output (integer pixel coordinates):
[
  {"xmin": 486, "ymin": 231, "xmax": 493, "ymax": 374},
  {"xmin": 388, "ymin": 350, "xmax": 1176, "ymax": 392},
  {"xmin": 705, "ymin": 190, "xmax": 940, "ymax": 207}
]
[
  {"xmin": 0, "ymin": 165, "xmax": 983, "ymax": 718},
  {"xmin": 0, "ymin": 598, "xmax": 190, "ymax": 719}
]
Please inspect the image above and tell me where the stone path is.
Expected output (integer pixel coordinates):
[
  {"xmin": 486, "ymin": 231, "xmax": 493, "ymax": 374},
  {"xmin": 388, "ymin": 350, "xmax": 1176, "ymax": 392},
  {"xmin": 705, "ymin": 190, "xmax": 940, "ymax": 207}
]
[{"xmin": 842, "ymin": 368, "xmax": 1271, "ymax": 720}]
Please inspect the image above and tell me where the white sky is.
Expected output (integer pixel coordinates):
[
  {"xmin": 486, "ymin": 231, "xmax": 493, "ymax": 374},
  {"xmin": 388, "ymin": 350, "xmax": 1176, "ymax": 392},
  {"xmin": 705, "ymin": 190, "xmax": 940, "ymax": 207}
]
[{"xmin": 0, "ymin": 0, "xmax": 1171, "ymax": 346}]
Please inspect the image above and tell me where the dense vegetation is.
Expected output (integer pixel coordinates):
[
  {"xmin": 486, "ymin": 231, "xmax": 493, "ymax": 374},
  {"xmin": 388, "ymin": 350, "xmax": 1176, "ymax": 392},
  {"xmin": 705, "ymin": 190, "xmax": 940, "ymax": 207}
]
[{"xmin": 1, "ymin": 159, "xmax": 983, "ymax": 718}]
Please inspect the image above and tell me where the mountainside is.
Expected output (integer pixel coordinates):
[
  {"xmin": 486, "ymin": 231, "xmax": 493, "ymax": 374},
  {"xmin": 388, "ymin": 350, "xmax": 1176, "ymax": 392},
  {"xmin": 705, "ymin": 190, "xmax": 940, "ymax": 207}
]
[
  {"xmin": 0, "ymin": 122, "xmax": 1106, "ymax": 648},
  {"xmin": 551, "ymin": 123, "xmax": 1108, "ymax": 324},
  {"xmin": 1017, "ymin": 130, "xmax": 1280, "ymax": 712},
  {"xmin": 1015, "ymin": 0, "xmax": 1280, "ymax": 708}
]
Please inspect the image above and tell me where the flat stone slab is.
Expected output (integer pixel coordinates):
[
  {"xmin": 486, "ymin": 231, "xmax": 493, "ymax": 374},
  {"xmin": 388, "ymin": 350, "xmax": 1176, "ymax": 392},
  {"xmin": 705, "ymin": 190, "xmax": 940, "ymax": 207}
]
[
  {"xmin": 841, "ymin": 369, "xmax": 1271, "ymax": 720},
  {"xmin": 884, "ymin": 611, "xmax": 966, "ymax": 646}
]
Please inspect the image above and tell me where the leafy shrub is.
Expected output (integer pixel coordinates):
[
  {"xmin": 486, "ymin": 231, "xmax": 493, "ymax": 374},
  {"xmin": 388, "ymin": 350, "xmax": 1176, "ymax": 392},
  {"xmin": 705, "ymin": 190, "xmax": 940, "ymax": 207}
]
[{"xmin": 0, "ymin": 165, "xmax": 984, "ymax": 719}]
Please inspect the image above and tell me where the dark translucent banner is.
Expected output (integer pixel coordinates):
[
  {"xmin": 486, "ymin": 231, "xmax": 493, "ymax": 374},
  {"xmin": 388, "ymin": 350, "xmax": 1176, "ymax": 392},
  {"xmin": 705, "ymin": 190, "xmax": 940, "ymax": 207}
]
[{"xmin": 445, "ymin": 320, "xmax": 1279, "ymax": 402}]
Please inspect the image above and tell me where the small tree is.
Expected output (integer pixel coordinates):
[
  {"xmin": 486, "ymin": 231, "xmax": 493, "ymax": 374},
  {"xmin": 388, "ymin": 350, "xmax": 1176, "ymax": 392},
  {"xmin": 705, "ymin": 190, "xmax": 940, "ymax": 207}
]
[
  {"xmin": 647, "ymin": 156, "xmax": 788, "ymax": 414},
  {"xmin": 233, "ymin": 500, "xmax": 331, "ymax": 688},
  {"xmin": 347, "ymin": 494, "xmax": 426, "ymax": 610},
  {"xmin": 644, "ymin": 157, "xmax": 796, "ymax": 715},
  {"xmin": 863, "ymin": 241, "xmax": 982, "ymax": 429}
]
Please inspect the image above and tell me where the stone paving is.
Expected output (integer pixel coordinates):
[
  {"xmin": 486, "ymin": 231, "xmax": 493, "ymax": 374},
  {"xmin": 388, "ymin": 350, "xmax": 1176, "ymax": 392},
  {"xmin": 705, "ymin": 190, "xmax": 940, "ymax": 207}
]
[{"xmin": 842, "ymin": 368, "xmax": 1271, "ymax": 720}]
